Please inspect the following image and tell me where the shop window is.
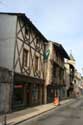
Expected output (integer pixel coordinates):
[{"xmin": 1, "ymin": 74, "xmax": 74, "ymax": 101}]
[
  {"xmin": 14, "ymin": 84, "xmax": 24, "ymax": 106},
  {"xmin": 32, "ymin": 84, "xmax": 39, "ymax": 105},
  {"xmin": 23, "ymin": 49, "xmax": 28, "ymax": 67}
]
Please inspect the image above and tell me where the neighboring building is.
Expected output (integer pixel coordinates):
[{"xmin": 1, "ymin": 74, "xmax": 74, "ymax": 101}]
[
  {"xmin": 81, "ymin": 76, "xmax": 83, "ymax": 89},
  {"xmin": 80, "ymin": 76, "xmax": 83, "ymax": 94},
  {"xmin": 44, "ymin": 41, "xmax": 69, "ymax": 103},
  {"xmin": 64, "ymin": 53, "xmax": 75, "ymax": 97},
  {"xmin": 81, "ymin": 76, "xmax": 83, "ymax": 84},
  {"xmin": 0, "ymin": 13, "xmax": 48, "ymax": 113},
  {"xmin": 74, "ymin": 70, "xmax": 81, "ymax": 96},
  {"xmin": 64, "ymin": 63, "xmax": 70, "ymax": 95}
]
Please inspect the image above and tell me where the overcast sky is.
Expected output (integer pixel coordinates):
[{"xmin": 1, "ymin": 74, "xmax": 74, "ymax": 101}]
[{"xmin": 0, "ymin": 0, "xmax": 83, "ymax": 74}]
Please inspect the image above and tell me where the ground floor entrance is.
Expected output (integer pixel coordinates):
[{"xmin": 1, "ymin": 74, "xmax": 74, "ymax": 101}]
[
  {"xmin": 13, "ymin": 73, "xmax": 44, "ymax": 111},
  {"xmin": 47, "ymin": 85, "xmax": 66, "ymax": 103},
  {"xmin": 47, "ymin": 85, "xmax": 55, "ymax": 103}
]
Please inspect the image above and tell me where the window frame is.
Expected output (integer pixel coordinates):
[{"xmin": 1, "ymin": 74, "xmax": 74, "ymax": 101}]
[
  {"xmin": 23, "ymin": 48, "xmax": 28, "ymax": 67},
  {"xmin": 35, "ymin": 55, "xmax": 39, "ymax": 71}
]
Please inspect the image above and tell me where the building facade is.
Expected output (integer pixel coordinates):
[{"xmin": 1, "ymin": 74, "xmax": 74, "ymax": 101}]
[
  {"xmin": 0, "ymin": 13, "xmax": 48, "ymax": 113},
  {"xmin": 74, "ymin": 70, "xmax": 81, "ymax": 96},
  {"xmin": 80, "ymin": 76, "xmax": 83, "ymax": 94},
  {"xmin": 0, "ymin": 13, "xmax": 76, "ymax": 114},
  {"xmin": 45, "ymin": 41, "xmax": 69, "ymax": 103},
  {"xmin": 64, "ymin": 53, "xmax": 75, "ymax": 97}
]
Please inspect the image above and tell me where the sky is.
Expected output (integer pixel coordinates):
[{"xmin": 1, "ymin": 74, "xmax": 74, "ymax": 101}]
[{"xmin": 0, "ymin": 0, "xmax": 83, "ymax": 74}]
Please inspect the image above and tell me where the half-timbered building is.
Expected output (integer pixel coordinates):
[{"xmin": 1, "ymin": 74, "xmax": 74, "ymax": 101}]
[
  {"xmin": 45, "ymin": 41, "xmax": 70, "ymax": 103},
  {"xmin": 0, "ymin": 13, "xmax": 48, "ymax": 112}
]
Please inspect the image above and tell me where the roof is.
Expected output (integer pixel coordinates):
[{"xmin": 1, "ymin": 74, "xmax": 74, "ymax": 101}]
[
  {"xmin": 51, "ymin": 41, "xmax": 70, "ymax": 59},
  {"xmin": 0, "ymin": 12, "xmax": 48, "ymax": 43}
]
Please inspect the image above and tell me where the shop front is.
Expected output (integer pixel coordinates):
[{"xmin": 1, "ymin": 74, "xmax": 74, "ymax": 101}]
[
  {"xmin": 47, "ymin": 84, "xmax": 66, "ymax": 103},
  {"xmin": 47, "ymin": 85, "xmax": 56, "ymax": 103},
  {"xmin": 13, "ymin": 73, "xmax": 44, "ymax": 110},
  {"xmin": 31, "ymin": 83, "xmax": 43, "ymax": 106},
  {"xmin": 13, "ymin": 84, "xmax": 25, "ymax": 109}
]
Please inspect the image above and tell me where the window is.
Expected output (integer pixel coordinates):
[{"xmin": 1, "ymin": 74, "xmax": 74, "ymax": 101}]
[
  {"xmin": 36, "ymin": 38, "xmax": 40, "ymax": 48},
  {"xmin": 14, "ymin": 84, "xmax": 24, "ymax": 106},
  {"xmin": 36, "ymin": 38, "xmax": 39, "ymax": 44},
  {"xmin": 23, "ymin": 49, "xmax": 28, "ymax": 67},
  {"xmin": 59, "ymin": 69, "xmax": 63, "ymax": 80},
  {"xmin": 56, "ymin": 51, "xmax": 58, "ymax": 62},
  {"xmin": 53, "ymin": 64, "xmax": 56, "ymax": 77},
  {"xmin": 32, "ymin": 84, "xmax": 39, "ymax": 104},
  {"xmin": 25, "ymin": 27, "xmax": 29, "ymax": 35},
  {"xmin": 35, "ymin": 56, "xmax": 39, "ymax": 71}
]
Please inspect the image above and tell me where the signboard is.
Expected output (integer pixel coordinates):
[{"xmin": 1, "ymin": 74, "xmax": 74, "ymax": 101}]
[
  {"xmin": 14, "ymin": 85, "xmax": 23, "ymax": 88},
  {"xmin": 44, "ymin": 49, "xmax": 50, "ymax": 60}
]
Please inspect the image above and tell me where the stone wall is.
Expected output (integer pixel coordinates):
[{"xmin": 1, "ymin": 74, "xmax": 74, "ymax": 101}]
[{"xmin": 0, "ymin": 67, "xmax": 12, "ymax": 113}]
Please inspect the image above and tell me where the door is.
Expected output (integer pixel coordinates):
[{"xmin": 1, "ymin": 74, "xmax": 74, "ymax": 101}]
[{"xmin": 26, "ymin": 84, "xmax": 30, "ymax": 106}]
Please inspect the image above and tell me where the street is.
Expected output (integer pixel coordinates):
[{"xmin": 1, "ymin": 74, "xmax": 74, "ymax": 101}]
[{"xmin": 18, "ymin": 97, "xmax": 83, "ymax": 125}]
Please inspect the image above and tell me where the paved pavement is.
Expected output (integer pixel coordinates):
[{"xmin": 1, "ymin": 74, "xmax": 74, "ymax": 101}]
[
  {"xmin": 18, "ymin": 97, "xmax": 83, "ymax": 125},
  {"xmin": 0, "ymin": 98, "xmax": 74, "ymax": 125}
]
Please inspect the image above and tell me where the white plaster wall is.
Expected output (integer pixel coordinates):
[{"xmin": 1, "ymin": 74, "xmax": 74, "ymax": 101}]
[{"xmin": 0, "ymin": 14, "xmax": 17, "ymax": 70}]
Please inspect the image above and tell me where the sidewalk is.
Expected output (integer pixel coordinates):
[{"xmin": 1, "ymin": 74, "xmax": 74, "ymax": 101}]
[{"xmin": 0, "ymin": 99, "xmax": 74, "ymax": 125}]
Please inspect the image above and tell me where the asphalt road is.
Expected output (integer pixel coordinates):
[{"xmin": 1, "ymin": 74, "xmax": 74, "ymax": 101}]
[{"xmin": 18, "ymin": 97, "xmax": 83, "ymax": 125}]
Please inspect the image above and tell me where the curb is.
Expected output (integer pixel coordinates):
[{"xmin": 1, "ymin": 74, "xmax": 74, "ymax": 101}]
[
  {"xmin": 7, "ymin": 99, "xmax": 74, "ymax": 125},
  {"xmin": 14, "ymin": 106, "xmax": 57, "ymax": 125}
]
